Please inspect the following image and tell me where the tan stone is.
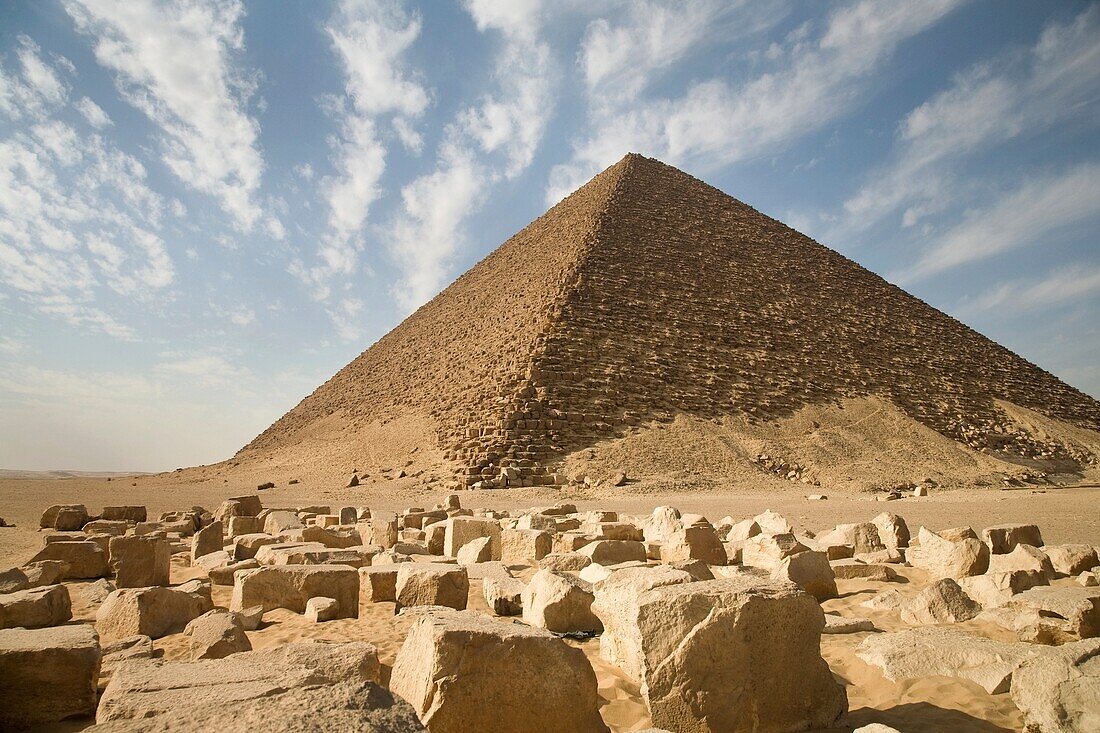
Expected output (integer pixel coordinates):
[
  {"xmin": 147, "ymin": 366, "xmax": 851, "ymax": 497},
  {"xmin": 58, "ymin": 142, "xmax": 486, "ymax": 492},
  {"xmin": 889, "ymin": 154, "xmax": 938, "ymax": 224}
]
[
  {"xmin": 501, "ymin": 528, "xmax": 552, "ymax": 565},
  {"xmin": 96, "ymin": 641, "xmax": 381, "ymax": 724},
  {"xmin": 96, "ymin": 579, "xmax": 213, "ymax": 640},
  {"xmin": 741, "ymin": 533, "xmax": 808, "ymax": 571},
  {"xmin": 906, "ymin": 527, "xmax": 989, "ymax": 579},
  {"xmin": 624, "ymin": 577, "xmax": 846, "ymax": 732},
  {"xmin": 0, "ymin": 624, "xmax": 101, "ymax": 729},
  {"xmin": 110, "ymin": 535, "xmax": 170, "ymax": 587},
  {"xmin": 305, "ymin": 596, "xmax": 339, "ymax": 622},
  {"xmin": 183, "ymin": 608, "xmax": 251, "ymax": 659},
  {"xmin": 29, "ymin": 540, "xmax": 109, "ymax": 579},
  {"xmin": 872, "ymin": 512, "xmax": 910, "ymax": 550},
  {"xmin": 984, "ymin": 523, "xmax": 1044, "ymax": 554},
  {"xmin": 455, "ymin": 536, "xmax": 492, "ymax": 565},
  {"xmin": 359, "ymin": 564, "xmax": 402, "ymax": 603},
  {"xmin": 395, "ymin": 564, "xmax": 469, "ymax": 612},
  {"xmin": 443, "ymin": 517, "xmax": 501, "ymax": 559},
  {"xmin": 772, "ymin": 550, "xmax": 837, "ymax": 601},
  {"xmin": 521, "ymin": 569, "xmax": 602, "ymax": 633},
  {"xmin": 0, "ymin": 584, "xmax": 72, "ymax": 629},
  {"xmin": 831, "ymin": 559, "xmax": 898, "ymax": 582},
  {"xmin": 578, "ymin": 539, "xmax": 647, "ymax": 565},
  {"xmin": 959, "ymin": 570, "xmax": 1046, "ymax": 608},
  {"xmin": 900, "ymin": 578, "xmax": 981, "ymax": 624},
  {"xmin": 659, "ymin": 526, "xmax": 726, "ymax": 565},
  {"xmin": 1011, "ymin": 638, "xmax": 1100, "ymax": 733},
  {"xmin": 230, "ymin": 565, "xmax": 358, "ymax": 618},
  {"xmin": 191, "ymin": 520, "xmax": 223, "ymax": 561},
  {"xmin": 483, "ymin": 575, "xmax": 524, "ymax": 616},
  {"xmin": 1046, "ymin": 545, "xmax": 1100, "ymax": 577},
  {"xmin": 390, "ymin": 609, "xmax": 608, "ymax": 733},
  {"xmin": 988, "ymin": 544, "xmax": 1055, "ymax": 580},
  {"xmin": 538, "ymin": 551, "xmax": 592, "ymax": 571}
]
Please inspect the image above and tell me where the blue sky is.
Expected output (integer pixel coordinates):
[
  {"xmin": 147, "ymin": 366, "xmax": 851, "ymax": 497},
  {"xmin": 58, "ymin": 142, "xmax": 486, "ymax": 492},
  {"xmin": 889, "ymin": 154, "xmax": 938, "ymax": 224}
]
[{"xmin": 1, "ymin": 0, "xmax": 1098, "ymax": 471}]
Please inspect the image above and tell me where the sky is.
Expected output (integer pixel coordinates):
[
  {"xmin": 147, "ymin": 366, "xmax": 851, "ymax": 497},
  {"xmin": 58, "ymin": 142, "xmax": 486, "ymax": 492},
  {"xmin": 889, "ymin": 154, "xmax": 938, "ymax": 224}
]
[{"xmin": 1, "ymin": 0, "xmax": 1098, "ymax": 472}]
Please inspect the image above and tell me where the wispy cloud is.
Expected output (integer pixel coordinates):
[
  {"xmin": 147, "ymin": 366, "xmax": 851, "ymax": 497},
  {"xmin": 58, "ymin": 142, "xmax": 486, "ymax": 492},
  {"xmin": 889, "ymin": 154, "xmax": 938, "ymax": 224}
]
[
  {"xmin": 957, "ymin": 266, "xmax": 1100, "ymax": 317},
  {"xmin": 547, "ymin": 0, "xmax": 965, "ymax": 203},
  {"xmin": 0, "ymin": 43, "xmax": 171, "ymax": 339},
  {"xmin": 387, "ymin": 0, "xmax": 554, "ymax": 311},
  {"xmin": 289, "ymin": 0, "xmax": 430, "ymax": 336},
  {"xmin": 65, "ymin": 0, "xmax": 271, "ymax": 232},
  {"xmin": 835, "ymin": 6, "xmax": 1100, "ymax": 240},
  {"xmin": 902, "ymin": 163, "xmax": 1100, "ymax": 281}
]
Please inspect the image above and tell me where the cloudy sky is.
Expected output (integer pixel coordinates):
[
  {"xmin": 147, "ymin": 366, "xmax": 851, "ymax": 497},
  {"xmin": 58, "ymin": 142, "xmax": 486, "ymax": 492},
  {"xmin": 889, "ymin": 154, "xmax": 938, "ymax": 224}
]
[{"xmin": 1, "ymin": 0, "xmax": 1098, "ymax": 471}]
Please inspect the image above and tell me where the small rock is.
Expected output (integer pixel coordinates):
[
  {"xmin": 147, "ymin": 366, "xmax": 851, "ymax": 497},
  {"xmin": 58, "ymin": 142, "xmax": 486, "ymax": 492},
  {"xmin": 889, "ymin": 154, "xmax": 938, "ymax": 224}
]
[{"xmin": 305, "ymin": 596, "xmax": 340, "ymax": 622}]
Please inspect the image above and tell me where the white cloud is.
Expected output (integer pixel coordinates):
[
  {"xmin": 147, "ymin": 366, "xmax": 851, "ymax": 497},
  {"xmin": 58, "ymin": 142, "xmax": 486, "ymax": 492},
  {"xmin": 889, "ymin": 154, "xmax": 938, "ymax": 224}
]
[
  {"xmin": 387, "ymin": 0, "xmax": 554, "ymax": 311},
  {"xmin": 0, "ymin": 36, "xmax": 69, "ymax": 120},
  {"xmin": 838, "ymin": 6, "xmax": 1100, "ymax": 237},
  {"xmin": 0, "ymin": 46, "xmax": 172, "ymax": 338},
  {"xmin": 292, "ymin": 0, "xmax": 429, "ymax": 324},
  {"xmin": 903, "ymin": 163, "xmax": 1100, "ymax": 281},
  {"xmin": 154, "ymin": 353, "xmax": 249, "ymax": 388},
  {"xmin": 548, "ymin": 0, "xmax": 965, "ymax": 203},
  {"xmin": 65, "ymin": 0, "xmax": 267, "ymax": 231},
  {"xmin": 0, "ymin": 335, "xmax": 27, "ymax": 355},
  {"xmin": 75, "ymin": 96, "xmax": 112, "ymax": 128},
  {"xmin": 959, "ymin": 266, "xmax": 1100, "ymax": 317}
]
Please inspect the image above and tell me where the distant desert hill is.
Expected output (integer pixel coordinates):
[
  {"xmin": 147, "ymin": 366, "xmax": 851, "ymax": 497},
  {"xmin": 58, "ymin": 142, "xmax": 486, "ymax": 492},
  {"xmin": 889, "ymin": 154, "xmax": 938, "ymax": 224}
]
[{"xmin": 237, "ymin": 153, "xmax": 1100, "ymax": 491}]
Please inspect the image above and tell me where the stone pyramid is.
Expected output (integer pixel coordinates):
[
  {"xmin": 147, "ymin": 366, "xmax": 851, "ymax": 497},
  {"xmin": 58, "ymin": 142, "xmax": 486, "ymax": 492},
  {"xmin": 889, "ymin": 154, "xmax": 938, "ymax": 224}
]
[{"xmin": 243, "ymin": 154, "xmax": 1100, "ymax": 487}]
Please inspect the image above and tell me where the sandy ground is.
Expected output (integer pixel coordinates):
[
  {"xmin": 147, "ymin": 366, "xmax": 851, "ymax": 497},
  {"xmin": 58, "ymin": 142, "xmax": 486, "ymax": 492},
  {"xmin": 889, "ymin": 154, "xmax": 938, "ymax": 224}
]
[{"xmin": 4, "ymin": 476, "xmax": 1099, "ymax": 733}]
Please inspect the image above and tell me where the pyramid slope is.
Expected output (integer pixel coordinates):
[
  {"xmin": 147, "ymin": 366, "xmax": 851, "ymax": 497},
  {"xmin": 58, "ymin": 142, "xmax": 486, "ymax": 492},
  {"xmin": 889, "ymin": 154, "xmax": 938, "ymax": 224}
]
[{"xmin": 244, "ymin": 154, "xmax": 1100, "ymax": 487}]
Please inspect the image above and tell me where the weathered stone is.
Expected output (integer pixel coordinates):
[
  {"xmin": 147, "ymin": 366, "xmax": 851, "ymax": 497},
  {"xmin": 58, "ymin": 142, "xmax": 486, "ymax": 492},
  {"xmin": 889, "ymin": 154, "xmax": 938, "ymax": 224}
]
[
  {"xmin": 621, "ymin": 577, "xmax": 846, "ymax": 732},
  {"xmin": 483, "ymin": 575, "xmax": 524, "ymax": 616},
  {"xmin": 100, "ymin": 635, "xmax": 154, "ymax": 678},
  {"xmin": 831, "ymin": 558, "xmax": 898, "ymax": 582},
  {"xmin": 102, "ymin": 506, "xmax": 147, "ymax": 523},
  {"xmin": 753, "ymin": 509, "xmax": 793, "ymax": 535},
  {"xmin": 96, "ymin": 641, "xmax": 381, "ymax": 724},
  {"xmin": 660, "ymin": 526, "xmax": 726, "ymax": 565},
  {"xmin": 1046, "ymin": 545, "xmax": 1100, "ymax": 578},
  {"xmin": 29, "ymin": 540, "xmax": 109, "ymax": 579},
  {"xmin": 722, "ymin": 518, "xmax": 762, "ymax": 542},
  {"xmin": 191, "ymin": 520, "xmax": 224, "ymax": 561},
  {"xmin": 871, "ymin": 512, "xmax": 910, "ymax": 550},
  {"xmin": 232, "ymin": 533, "xmax": 278, "ymax": 560},
  {"xmin": 900, "ymin": 578, "xmax": 981, "ymax": 624},
  {"xmin": 443, "ymin": 517, "xmax": 501, "ymax": 559},
  {"xmin": 208, "ymin": 558, "xmax": 259, "ymax": 586},
  {"xmin": 578, "ymin": 539, "xmax": 647, "ymax": 565},
  {"xmin": 237, "ymin": 605, "xmax": 263, "ymax": 630},
  {"xmin": 522, "ymin": 569, "xmax": 602, "ymax": 633},
  {"xmin": 591, "ymin": 566, "xmax": 694, "ymax": 680},
  {"xmin": 395, "ymin": 564, "xmax": 469, "ymax": 612},
  {"xmin": 984, "ymin": 523, "xmax": 1044, "ymax": 554},
  {"xmin": 183, "ymin": 608, "xmax": 251, "ymax": 659},
  {"xmin": 817, "ymin": 523, "xmax": 885, "ymax": 555},
  {"xmin": 959, "ymin": 570, "xmax": 1047, "ymax": 608},
  {"xmin": 668, "ymin": 558, "xmax": 715, "ymax": 581},
  {"xmin": 0, "ymin": 584, "xmax": 72, "ymax": 629},
  {"xmin": 823, "ymin": 613, "xmax": 875, "ymax": 634},
  {"xmin": 996, "ymin": 586, "xmax": 1100, "ymax": 644},
  {"xmin": 857, "ymin": 626, "xmax": 1033, "ymax": 694},
  {"xmin": 262, "ymin": 510, "xmax": 302, "ymax": 535},
  {"xmin": 772, "ymin": 550, "xmax": 837, "ymax": 601},
  {"xmin": 988, "ymin": 543, "xmax": 1055, "ymax": 580},
  {"xmin": 0, "ymin": 624, "xmax": 101, "ymax": 729},
  {"xmin": 906, "ymin": 527, "xmax": 989, "ymax": 579},
  {"xmin": 254, "ymin": 541, "xmax": 326, "ymax": 565},
  {"xmin": 741, "ymin": 533, "xmax": 809, "ymax": 571},
  {"xmin": 230, "ymin": 565, "xmax": 358, "ymax": 618},
  {"xmin": 109, "ymin": 535, "xmax": 170, "ymax": 588},
  {"xmin": 501, "ymin": 527, "xmax": 552, "ymax": 566},
  {"xmin": 538, "ymin": 552, "xmax": 592, "ymax": 572},
  {"xmin": 1011, "ymin": 638, "xmax": 1100, "ymax": 733},
  {"xmin": 359, "ymin": 564, "xmax": 402, "ymax": 602},
  {"xmin": 390, "ymin": 609, "xmax": 607, "ymax": 733},
  {"xmin": 96, "ymin": 579, "xmax": 213, "ymax": 640},
  {"xmin": 83, "ymin": 520, "xmax": 129, "ymax": 535},
  {"xmin": 370, "ymin": 516, "xmax": 399, "ymax": 549},
  {"xmin": 861, "ymin": 588, "xmax": 905, "ymax": 612},
  {"xmin": 305, "ymin": 596, "xmax": 339, "ymax": 622},
  {"xmin": 226, "ymin": 515, "xmax": 262, "ymax": 538},
  {"xmin": 1, "ymin": 561, "xmax": 68, "ymax": 594},
  {"xmin": 455, "ymin": 536, "xmax": 492, "ymax": 565},
  {"xmin": 41, "ymin": 504, "xmax": 89, "ymax": 530}
]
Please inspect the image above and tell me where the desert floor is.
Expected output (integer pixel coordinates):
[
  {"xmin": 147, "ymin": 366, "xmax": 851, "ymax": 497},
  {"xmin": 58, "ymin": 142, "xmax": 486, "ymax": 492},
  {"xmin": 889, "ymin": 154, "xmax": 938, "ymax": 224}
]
[{"xmin": 2, "ymin": 475, "xmax": 1098, "ymax": 732}]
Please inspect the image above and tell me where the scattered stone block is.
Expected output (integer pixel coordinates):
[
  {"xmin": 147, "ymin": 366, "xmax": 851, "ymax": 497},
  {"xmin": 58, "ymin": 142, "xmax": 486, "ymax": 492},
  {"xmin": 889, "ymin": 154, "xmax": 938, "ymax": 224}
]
[
  {"xmin": 359, "ymin": 564, "xmax": 401, "ymax": 603},
  {"xmin": 1046, "ymin": 545, "xmax": 1100, "ymax": 578},
  {"xmin": 906, "ymin": 527, "xmax": 989, "ymax": 579},
  {"xmin": 305, "ymin": 596, "xmax": 339, "ymax": 622},
  {"xmin": 443, "ymin": 517, "xmax": 501, "ymax": 559},
  {"xmin": 824, "ymin": 613, "xmax": 875, "ymax": 634},
  {"xmin": 483, "ymin": 575, "xmax": 524, "ymax": 616},
  {"xmin": 578, "ymin": 539, "xmax": 647, "ymax": 565},
  {"xmin": 501, "ymin": 527, "xmax": 552, "ymax": 565},
  {"xmin": 110, "ymin": 535, "xmax": 170, "ymax": 588},
  {"xmin": 959, "ymin": 570, "xmax": 1046, "ymax": 608},
  {"xmin": 832, "ymin": 558, "xmax": 898, "ymax": 582},
  {"xmin": 741, "ymin": 533, "xmax": 808, "ymax": 571},
  {"xmin": 988, "ymin": 543, "xmax": 1055, "ymax": 580},
  {"xmin": 390, "ymin": 609, "xmax": 607, "ymax": 733},
  {"xmin": 872, "ymin": 512, "xmax": 910, "ymax": 550},
  {"xmin": 772, "ymin": 550, "xmax": 837, "ymax": 600},
  {"xmin": 900, "ymin": 578, "xmax": 981, "ymax": 625},
  {"xmin": 29, "ymin": 541, "xmax": 108, "ymax": 579},
  {"xmin": 231, "ymin": 565, "xmax": 358, "ymax": 618},
  {"xmin": 456, "ymin": 536, "xmax": 492, "ymax": 565},
  {"xmin": 660, "ymin": 526, "xmax": 726, "ymax": 565},
  {"xmin": 522, "ymin": 569, "xmax": 602, "ymax": 633},
  {"xmin": 395, "ymin": 564, "xmax": 469, "ymax": 612},
  {"xmin": 183, "ymin": 608, "xmax": 251, "ymax": 659},
  {"xmin": 40, "ymin": 504, "xmax": 89, "ymax": 531},
  {"xmin": 0, "ymin": 624, "xmax": 101, "ymax": 729},
  {"xmin": 0, "ymin": 584, "xmax": 72, "ymax": 629},
  {"xmin": 191, "ymin": 520, "xmax": 223, "ymax": 561},
  {"xmin": 1011, "ymin": 638, "xmax": 1100, "ymax": 733},
  {"xmin": 984, "ymin": 523, "xmax": 1044, "ymax": 554},
  {"xmin": 96, "ymin": 579, "xmax": 213, "ymax": 640},
  {"xmin": 538, "ymin": 552, "xmax": 591, "ymax": 571},
  {"xmin": 102, "ymin": 506, "xmax": 147, "ymax": 523},
  {"xmin": 857, "ymin": 626, "xmax": 1033, "ymax": 694}
]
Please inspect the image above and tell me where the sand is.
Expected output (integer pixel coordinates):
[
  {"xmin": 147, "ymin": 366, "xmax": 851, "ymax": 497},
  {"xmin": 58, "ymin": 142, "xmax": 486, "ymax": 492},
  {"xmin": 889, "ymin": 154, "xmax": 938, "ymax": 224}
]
[{"xmin": 4, "ymin": 471, "xmax": 1099, "ymax": 732}]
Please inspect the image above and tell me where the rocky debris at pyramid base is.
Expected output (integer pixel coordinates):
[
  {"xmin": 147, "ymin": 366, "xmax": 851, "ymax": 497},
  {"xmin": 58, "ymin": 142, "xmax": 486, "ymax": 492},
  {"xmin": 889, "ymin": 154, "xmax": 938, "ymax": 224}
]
[{"xmin": 2, "ymin": 492, "xmax": 1099, "ymax": 732}]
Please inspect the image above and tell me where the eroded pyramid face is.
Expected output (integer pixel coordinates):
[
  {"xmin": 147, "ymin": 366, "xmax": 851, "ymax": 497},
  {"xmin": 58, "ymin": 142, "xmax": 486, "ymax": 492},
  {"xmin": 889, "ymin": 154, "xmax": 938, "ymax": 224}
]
[{"xmin": 243, "ymin": 154, "xmax": 1100, "ymax": 487}]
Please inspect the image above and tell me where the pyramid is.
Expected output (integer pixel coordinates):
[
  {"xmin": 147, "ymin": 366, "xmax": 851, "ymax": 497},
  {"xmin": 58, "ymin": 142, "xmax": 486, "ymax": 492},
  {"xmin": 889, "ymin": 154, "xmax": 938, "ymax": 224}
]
[{"xmin": 243, "ymin": 154, "xmax": 1100, "ymax": 487}]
